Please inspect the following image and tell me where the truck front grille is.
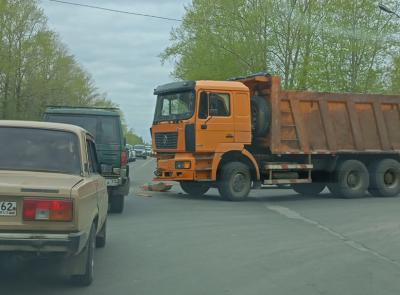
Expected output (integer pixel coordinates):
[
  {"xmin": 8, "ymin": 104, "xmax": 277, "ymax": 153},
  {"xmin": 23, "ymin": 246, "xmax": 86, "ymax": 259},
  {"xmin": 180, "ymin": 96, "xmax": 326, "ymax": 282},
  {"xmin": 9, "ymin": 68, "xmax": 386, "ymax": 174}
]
[{"xmin": 155, "ymin": 132, "xmax": 178, "ymax": 149}]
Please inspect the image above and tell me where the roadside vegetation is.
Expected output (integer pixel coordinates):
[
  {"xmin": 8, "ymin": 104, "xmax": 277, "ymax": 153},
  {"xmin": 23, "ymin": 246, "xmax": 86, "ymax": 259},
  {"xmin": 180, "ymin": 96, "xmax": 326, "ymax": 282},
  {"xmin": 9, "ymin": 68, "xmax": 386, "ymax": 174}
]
[
  {"xmin": 162, "ymin": 0, "xmax": 400, "ymax": 94},
  {"xmin": 0, "ymin": 0, "xmax": 142, "ymax": 143}
]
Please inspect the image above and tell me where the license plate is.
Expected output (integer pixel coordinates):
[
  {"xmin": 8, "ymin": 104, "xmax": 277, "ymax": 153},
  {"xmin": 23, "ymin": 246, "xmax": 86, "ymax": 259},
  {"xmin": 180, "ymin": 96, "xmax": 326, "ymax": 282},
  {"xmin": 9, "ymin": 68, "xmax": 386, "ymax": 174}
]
[
  {"xmin": 106, "ymin": 179, "xmax": 119, "ymax": 186},
  {"xmin": 0, "ymin": 201, "xmax": 17, "ymax": 217}
]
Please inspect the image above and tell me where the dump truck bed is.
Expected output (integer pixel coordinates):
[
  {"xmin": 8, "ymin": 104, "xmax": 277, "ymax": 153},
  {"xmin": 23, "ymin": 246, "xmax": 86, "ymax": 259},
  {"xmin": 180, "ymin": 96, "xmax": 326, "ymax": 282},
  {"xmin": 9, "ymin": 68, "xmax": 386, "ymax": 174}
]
[{"xmin": 243, "ymin": 76, "xmax": 400, "ymax": 154}]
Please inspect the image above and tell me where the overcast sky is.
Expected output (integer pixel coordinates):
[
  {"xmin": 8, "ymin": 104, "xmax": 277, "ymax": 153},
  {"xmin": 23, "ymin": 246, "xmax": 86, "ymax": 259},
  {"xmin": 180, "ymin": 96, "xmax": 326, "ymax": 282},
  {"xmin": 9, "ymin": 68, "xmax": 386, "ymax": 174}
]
[{"xmin": 39, "ymin": 0, "xmax": 188, "ymax": 142}]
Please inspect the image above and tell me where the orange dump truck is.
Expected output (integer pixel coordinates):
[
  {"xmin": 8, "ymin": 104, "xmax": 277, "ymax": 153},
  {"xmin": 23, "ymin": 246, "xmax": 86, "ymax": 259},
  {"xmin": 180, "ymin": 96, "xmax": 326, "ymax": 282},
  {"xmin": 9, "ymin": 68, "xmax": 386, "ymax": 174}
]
[{"xmin": 151, "ymin": 73, "xmax": 400, "ymax": 200}]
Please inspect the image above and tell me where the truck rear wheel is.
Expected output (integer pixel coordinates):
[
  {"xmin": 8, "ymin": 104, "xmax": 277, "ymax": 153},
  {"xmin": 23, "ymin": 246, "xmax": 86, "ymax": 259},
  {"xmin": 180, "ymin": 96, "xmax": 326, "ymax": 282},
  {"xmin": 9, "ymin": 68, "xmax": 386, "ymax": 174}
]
[
  {"xmin": 368, "ymin": 159, "xmax": 400, "ymax": 197},
  {"xmin": 328, "ymin": 160, "xmax": 369, "ymax": 198},
  {"xmin": 180, "ymin": 181, "xmax": 210, "ymax": 196},
  {"xmin": 291, "ymin": 183, "xmax": 325, "ymax": 196},
  {"xmin": 218, "ymin": 162, "xmax": 251, "ymax": 201}
]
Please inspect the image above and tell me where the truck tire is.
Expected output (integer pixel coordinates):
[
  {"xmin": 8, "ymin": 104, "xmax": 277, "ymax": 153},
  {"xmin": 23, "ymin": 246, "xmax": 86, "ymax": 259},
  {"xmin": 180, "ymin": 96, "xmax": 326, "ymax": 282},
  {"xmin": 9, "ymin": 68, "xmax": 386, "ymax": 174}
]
[
  {"xmin": 110, "ymin": 194, "xmax": 124, "ymax": 214},
  {"xmin": 368, "ymin": 159, "xmax": 400, "ymax": 197},
  {"xmin": 180, "ymin": 181, "xmax": 210, "ymax": 196},
  {"xmin": 70, "ymin": 224, "xmax": 96, "ymax": 286},
  {"xmin": 328, "ymin": 160, "xmax": 369, "ymax": 198},
  {"xmin": 218, "ymin": 162, "xmax": 251, "ymax": 201},
  {"xmin": 250, "ymin": 96, "xmax": 271, "ymax": 137},
  {"xmin": 291, "ymin": 183, "xmax": 325, "ymax": 196},
  {"xmin": 95, "ymin": 219, "xmax": 107, "ymax": 248}
]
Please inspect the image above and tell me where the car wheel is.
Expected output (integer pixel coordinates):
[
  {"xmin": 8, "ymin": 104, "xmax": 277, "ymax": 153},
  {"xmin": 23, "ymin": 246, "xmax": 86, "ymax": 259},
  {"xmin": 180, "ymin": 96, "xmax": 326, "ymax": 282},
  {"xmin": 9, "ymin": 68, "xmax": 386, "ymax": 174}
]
[
  {"xmin": 368, "ymin": 159, "xmax": 400, "ymax": 197},
  {"xmin": 218, "ymin": 162, "xmax": 251, "ymax": 201},
  {"xmin": 110, "ymin": 194, "xmax": 124, "ymax": 214},
  {"xmin": 70, "ymin": 224, "xmax": 96, "ymax": 286},
  {"xmin": 180, "ymin": 181, "xmax": 210, "ymax": 196},
  {"xmin": 95, "ymin": 219, "xmax": 106, "ymax": 248},
  {"xmin": 328, "ymin": 160, "xmax": 369, "ymax": 198}
]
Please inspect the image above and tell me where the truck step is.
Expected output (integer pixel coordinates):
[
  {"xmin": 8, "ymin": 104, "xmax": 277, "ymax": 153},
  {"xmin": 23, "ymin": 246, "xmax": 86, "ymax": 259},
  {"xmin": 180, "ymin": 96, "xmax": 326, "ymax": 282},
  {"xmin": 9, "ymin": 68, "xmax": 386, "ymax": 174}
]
[
  {"xmin": 195, "ymin": 167, "xmax": 212, "ymax": 171},
  {"xmin": 264, "ymin": 163, "xmax": 313, "ymax": 170},
  {"xmin": 195, "ymin": 156, "xmax": 214, "ymax": 161},
  {"xmin": 263, "ymin": 179, "xmax": 311, "ymax": 185}
]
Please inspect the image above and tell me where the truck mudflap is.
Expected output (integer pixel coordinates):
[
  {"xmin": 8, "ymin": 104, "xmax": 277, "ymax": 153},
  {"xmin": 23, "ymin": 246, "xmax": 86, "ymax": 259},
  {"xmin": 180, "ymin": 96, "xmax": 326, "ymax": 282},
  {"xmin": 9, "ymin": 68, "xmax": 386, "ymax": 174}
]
[{"xmin": 0, "ymin": 232, "xmax": 87, "ymax": 255}]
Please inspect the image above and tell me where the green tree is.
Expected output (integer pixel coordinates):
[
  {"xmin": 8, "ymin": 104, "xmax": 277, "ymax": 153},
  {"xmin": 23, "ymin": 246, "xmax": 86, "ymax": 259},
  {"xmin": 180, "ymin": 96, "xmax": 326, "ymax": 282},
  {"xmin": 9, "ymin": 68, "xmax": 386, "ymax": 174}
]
[
  {"xmin": 0, "ymin": 0, "xmax": 120, "ymax": 119},
  {"xmin": 162, "ymin": 0, "xmax": 400, "ymax": 94}
]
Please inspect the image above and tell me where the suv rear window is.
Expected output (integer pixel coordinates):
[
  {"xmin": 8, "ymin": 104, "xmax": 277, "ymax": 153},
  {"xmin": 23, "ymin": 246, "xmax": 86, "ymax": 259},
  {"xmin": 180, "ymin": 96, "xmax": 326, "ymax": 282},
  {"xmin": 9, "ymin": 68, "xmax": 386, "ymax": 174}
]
[
  {"xmin": 0, "ymin": 127, "xmax": 81, "ymax": 175},
  {"xmin": 45, "ymin": 114, "xmax": 120, "ymax": 145}
]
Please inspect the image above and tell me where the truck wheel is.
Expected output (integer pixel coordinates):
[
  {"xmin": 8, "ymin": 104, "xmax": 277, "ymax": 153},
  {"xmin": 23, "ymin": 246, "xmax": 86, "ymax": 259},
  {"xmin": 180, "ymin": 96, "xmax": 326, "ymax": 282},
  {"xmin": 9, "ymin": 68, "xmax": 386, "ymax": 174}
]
[
  {"xmin": 250, "ymin": 96, "xmax": 271, "ymax": 137},
  {"xmin": 95, "ymin": 219, "xmax": 107, "ymax": 248},
  {"xmin": 110, "ymin": 194, "xmax": 124, "ymax": 214},
  {"xmin": 218, "ymin": 162, "xmax": 251, "ymax": 201},
  {"xmin": 70, "ymin": 224, "xmax": 96, "ymax": 286},
  {"xmin": 180, "ymin": 181, "xmax": 210, "ymax": 196},
  {"xmin": 291, "ymin": 183, "xmax": 325, "ymax": 195},
  {"xmin": 368, "ymin": 159, "xmax": 400, "ymax": 197},
  {"xmin": 328, "ymin": 160, "xmax": 369, "ymax": 198}
]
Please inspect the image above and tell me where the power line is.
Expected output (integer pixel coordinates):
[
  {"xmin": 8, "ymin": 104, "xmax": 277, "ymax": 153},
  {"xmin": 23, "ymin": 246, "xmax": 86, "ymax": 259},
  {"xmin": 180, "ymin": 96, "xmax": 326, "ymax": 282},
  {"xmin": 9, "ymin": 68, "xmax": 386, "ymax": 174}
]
[{"xmin": 46, "ymin": 0, "xmax": 182, "ymax": 22}]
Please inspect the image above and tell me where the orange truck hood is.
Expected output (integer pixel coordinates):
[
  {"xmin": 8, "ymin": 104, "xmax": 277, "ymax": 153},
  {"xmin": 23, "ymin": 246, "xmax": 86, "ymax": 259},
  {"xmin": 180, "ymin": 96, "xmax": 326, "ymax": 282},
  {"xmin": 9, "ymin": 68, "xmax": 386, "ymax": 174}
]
[{"xmin": 0, "ymin": 170, "xmax": 83, "ymax": 197}]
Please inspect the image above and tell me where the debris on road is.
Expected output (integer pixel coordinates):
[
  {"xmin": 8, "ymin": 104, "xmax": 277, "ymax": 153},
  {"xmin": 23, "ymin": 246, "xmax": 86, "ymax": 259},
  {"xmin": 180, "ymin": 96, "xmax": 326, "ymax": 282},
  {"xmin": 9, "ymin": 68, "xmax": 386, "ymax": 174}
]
[{"xmin": 141, "ymin": 182, "xmax": 173, "ymax": 192}]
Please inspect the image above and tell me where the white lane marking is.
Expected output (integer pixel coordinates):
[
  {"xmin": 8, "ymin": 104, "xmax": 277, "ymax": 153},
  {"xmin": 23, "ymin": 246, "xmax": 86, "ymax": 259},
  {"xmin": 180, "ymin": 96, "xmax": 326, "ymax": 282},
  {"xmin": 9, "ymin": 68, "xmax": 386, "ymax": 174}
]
[
  {"xmin": 138, "ymin": 158, "xmax": 155, "ymax": 169},
  {"xmin": 267, "ymin": 205, "xmax": 400, "ymax": 268}
]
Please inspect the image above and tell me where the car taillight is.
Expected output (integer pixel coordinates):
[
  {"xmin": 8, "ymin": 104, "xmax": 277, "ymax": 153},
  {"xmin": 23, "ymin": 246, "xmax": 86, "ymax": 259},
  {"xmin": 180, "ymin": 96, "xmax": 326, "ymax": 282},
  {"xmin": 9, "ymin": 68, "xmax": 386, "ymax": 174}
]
[
  {"xmin": 23, "ymin": 199, "xmax": 73, "ymax": 222},
  {"xmin": 121, "ymin": 150, "xmax": 128, "ymax": 166}
]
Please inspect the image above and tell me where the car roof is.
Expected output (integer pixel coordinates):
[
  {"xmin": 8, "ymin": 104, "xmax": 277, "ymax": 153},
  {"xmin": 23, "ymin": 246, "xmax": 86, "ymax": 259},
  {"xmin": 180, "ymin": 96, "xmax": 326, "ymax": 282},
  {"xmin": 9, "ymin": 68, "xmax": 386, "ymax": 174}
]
[
  {"xmin": 45, "ymin": 106, "xmax": 120, "ymax": 116},
  {"xmin": 0, "ymin": 120, "xmax": 88, "ymax": 136}
]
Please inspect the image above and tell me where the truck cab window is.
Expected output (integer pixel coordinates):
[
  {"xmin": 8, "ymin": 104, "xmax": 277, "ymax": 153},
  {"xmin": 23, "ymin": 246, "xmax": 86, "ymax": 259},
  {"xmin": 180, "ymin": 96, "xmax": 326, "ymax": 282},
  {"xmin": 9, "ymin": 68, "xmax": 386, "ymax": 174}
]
[{"xmin": 209, "ymin": 93, "xmax": 230, "ymax": 116}]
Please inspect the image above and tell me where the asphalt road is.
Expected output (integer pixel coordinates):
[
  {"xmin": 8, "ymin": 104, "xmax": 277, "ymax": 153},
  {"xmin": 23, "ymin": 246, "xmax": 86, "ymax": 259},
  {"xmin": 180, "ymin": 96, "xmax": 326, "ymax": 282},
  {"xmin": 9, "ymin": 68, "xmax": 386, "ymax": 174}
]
[{"xmin": 2, "ymin": 158, "xmax": 400, "ymax": 295}]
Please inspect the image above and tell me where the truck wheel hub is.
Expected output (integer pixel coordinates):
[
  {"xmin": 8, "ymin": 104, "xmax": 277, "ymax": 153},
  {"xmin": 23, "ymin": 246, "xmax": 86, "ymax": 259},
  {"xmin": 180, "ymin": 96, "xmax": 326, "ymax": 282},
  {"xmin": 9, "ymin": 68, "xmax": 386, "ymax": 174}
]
[
  {"xmin": 384, "ymin": 170, "xmax": 396, "ymax": 186},
  {"xmin": 347, "ymin": 171, "xmax": 360, "ymax": 188},
  {"xmin": 232, "ymin": 173, "xmax": 246, "ymax": 192}
]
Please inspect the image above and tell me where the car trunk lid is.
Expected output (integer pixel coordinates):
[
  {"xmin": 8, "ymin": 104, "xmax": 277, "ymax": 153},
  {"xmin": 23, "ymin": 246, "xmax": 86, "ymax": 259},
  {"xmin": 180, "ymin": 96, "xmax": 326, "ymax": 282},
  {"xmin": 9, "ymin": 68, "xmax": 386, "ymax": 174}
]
[{"xmin": 0, "ymin": 170, "xmax": 83, "ymax": 230}]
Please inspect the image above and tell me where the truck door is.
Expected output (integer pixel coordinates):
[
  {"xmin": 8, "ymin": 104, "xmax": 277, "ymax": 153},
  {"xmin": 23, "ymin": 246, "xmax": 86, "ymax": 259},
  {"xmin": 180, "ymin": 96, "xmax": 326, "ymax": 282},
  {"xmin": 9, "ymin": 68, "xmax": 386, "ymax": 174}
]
[{"xmin": 196, "ymin": 91, "xmax": 235, "ymax": 152}]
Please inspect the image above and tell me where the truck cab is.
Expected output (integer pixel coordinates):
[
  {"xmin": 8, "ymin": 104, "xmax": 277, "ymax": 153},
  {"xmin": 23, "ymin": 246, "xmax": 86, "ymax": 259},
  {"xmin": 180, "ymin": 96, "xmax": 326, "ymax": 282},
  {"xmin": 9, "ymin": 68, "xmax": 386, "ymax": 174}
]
[{"xmin": 152, "ymin": 78, "xmax": 260, "ymax": 199}]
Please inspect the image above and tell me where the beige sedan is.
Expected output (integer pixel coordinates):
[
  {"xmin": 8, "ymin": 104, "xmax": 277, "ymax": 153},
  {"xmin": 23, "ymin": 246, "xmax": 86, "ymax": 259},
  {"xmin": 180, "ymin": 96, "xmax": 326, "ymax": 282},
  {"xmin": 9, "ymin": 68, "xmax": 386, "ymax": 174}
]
[{"xmin": 0, "ymin": 120, "xmax": 108, "ymax": 286}]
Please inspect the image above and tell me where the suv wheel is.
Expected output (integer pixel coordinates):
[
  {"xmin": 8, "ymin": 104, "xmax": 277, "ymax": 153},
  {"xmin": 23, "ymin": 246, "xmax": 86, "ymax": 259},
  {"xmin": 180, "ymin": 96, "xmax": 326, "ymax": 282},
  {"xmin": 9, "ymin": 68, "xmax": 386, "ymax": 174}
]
[{"xmin": 110, "ymin": 194, "xmax": 124, "ymax": 214}]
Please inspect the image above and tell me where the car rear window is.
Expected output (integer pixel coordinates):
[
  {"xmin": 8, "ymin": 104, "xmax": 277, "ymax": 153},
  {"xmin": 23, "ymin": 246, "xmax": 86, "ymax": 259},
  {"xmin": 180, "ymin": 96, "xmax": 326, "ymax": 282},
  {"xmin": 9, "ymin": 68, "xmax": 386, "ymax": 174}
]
[
  {"xmin": 45, "ymin": 114, "xmax": 121, "ymax": 145},
  {"xmin": 0, "ymin": 127, "xmax": 81, "ymax": 175}
]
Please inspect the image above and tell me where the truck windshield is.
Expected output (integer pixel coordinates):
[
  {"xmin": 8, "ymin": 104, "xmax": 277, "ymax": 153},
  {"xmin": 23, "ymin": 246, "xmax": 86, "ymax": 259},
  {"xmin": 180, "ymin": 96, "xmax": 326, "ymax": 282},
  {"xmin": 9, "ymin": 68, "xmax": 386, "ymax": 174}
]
[
  {"xmin": 45, "ymin": 114, "xmax": 120, "ymax": 145},
  {"xmin": 135, "ymin": 145, "xmax": 145, "ymax": 150},
  {"xmin": 0, "ymin": 127, "xmax": 81, "ymax": 175},
  {"xmin": 154, "ymin": 91, "xmax": 195, "ymax": 122}
]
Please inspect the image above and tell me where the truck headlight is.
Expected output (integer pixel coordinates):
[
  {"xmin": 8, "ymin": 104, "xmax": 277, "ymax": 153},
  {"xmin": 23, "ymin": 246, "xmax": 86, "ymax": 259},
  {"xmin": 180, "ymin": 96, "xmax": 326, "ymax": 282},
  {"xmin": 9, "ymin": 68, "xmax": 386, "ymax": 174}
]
[{"xmin": 175, "ymin": 161, "xmax": 191, "ymax": 169}]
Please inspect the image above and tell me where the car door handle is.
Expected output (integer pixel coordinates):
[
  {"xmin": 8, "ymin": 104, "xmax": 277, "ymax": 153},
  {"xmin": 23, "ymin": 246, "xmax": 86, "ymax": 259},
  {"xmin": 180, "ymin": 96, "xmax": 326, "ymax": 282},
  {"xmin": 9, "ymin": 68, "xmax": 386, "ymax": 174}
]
[{"xmin": 226, "ymin": 134, "xmax": 234, "ymax": 138}]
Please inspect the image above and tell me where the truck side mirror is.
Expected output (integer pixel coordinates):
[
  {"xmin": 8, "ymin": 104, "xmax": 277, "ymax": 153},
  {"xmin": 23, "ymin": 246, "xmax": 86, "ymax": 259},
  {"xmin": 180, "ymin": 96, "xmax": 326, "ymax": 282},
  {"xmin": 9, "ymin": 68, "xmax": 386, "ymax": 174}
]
[{"xmin": 199, "ymin": 92, "xmax": 209, "ymax": 119}]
